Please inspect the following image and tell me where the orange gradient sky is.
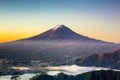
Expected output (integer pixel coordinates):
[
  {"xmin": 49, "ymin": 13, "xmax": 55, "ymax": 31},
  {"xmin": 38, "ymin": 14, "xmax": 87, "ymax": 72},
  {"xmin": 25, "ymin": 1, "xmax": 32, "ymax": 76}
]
[{"xmin": 0, "ymin": 23, "xmax": 120, "ymax": 43}]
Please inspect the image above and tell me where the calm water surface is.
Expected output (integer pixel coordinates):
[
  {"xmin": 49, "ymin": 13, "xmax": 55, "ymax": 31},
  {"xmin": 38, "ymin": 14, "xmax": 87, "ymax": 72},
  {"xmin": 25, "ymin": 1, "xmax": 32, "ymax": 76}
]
[{"xmin": 0, "ymin": 65, "xmax": 115, "ymax": 80}]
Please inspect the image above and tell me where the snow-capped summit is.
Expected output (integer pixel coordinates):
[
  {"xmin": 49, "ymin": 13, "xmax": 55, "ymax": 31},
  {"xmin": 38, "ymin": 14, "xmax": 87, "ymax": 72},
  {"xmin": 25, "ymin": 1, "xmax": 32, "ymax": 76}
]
[{"xmin": 52, "ymin": 25, "xmax": 68, "ymax": 31}]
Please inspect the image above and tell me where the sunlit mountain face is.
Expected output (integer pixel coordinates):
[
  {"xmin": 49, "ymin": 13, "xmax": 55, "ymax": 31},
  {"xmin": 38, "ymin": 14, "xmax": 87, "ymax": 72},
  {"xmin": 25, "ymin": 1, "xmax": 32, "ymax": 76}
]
[{"xmin": 0, "ymin": 25, "xmax": 120, "ymax": 66}]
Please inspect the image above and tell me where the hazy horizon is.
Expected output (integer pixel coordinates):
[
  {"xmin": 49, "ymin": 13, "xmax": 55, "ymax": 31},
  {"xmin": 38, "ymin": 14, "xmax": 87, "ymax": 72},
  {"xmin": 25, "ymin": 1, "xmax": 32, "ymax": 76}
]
[{"xmin": 0, "ymin": 0, "xmax": 120, "ymax": 43}]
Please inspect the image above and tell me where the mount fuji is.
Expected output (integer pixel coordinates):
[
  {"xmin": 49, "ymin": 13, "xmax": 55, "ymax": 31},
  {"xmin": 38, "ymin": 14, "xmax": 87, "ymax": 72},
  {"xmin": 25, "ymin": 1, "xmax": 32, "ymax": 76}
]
[
  {"xmin": 0, "ymin": 25, "xmax": 119, "ymax": 66},
  {"xmin": 22, "ymin": 25, "xmax": 105, "ymax": 43}
]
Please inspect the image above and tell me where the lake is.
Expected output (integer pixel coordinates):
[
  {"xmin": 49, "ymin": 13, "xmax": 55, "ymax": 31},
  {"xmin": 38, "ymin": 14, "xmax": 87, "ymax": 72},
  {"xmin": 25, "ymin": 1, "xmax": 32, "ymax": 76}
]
[
  {"xmin": 0, "ymin": 65, "xmax": 117, "ymax": 80},
  {"xmin": 0, "ymin": 73, "xmax": 36, "ymax": 80}
]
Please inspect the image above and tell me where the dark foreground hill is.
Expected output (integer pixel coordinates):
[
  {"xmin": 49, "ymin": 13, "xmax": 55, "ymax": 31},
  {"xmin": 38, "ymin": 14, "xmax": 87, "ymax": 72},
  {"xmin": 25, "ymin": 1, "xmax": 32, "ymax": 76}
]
[
  {"xmin": 75, "ymin": 49, "xmax": 120, "ymax": 69},
  {"xmin": 30, "ymin": 70, "xmax": 120, "ymax": 80}
]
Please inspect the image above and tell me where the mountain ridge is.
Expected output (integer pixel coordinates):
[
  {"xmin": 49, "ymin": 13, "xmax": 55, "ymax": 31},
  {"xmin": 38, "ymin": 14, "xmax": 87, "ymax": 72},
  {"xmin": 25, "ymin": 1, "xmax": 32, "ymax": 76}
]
[{"xmin": 75, "ymin": 49, "xmax": 120, "ymax": 69}]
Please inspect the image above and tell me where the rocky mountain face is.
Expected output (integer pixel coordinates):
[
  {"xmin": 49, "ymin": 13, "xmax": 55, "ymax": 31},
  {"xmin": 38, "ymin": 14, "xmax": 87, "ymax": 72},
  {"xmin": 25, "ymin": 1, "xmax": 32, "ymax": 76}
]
[{"xmin": 75, "ymin": 50, "xmax": 120, "ymax": 69}]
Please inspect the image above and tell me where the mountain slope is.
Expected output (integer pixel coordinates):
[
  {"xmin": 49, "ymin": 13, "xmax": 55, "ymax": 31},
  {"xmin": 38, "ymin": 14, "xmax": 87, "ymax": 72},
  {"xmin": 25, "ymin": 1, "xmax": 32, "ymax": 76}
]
[
  {"xmin": 22, "ymin": 25, "xmax": 105, "ymax": 43},
  {"xmin": 75, "ymin": 50, "xmax": 120, "ymax": 69}
]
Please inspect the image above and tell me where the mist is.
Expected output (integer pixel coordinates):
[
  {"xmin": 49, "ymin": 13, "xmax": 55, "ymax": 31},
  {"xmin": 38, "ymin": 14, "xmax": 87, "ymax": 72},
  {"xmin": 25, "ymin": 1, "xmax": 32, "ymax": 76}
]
[{"xmin": 0, "ymin": 40, "xmax": 119, "ymax": 66}]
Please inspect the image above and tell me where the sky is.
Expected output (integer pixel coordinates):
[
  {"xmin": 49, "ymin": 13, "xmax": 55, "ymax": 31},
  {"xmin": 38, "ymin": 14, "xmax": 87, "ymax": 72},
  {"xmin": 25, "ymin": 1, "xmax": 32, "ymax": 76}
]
[{"xmin": 0, "ymin": 0, "xmax": 120, "ymax": 43}]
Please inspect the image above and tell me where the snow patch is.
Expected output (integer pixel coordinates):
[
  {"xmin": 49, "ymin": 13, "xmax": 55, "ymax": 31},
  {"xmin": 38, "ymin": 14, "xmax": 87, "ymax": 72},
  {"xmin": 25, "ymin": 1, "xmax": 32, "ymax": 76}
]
[{"xmin": 52, "ymin": 25, "xmax": 65, "ymax": 31}]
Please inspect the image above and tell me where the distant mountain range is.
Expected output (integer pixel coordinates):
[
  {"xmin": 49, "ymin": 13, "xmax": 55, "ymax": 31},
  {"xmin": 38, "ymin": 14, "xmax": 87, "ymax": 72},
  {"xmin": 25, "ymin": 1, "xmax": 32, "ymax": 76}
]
[
  {"xmin": 30, "ymin": 70, "xmax": 120, "ymax": 80},
  {"xmin": 0, "ymin": 25, "xmax": 119, "ymax": 66},
  {"xmin": 75, "ymin": 49, "xmax": 120, "ymax": 69}
]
